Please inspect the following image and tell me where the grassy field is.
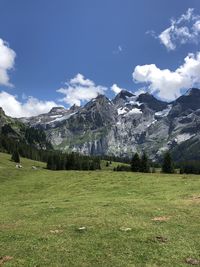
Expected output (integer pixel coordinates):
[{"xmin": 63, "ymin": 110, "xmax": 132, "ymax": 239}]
[{"xmin": 0, "ymin": 152, "xmax": 200, "ymax": 266}]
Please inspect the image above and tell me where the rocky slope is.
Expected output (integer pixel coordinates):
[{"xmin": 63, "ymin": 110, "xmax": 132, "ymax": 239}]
[
  {"xmin": 18, "ymin": 88, "xmax": 200, "ymax": 161},
  {"xmin": 0, "ymin": 108, "xmax": 51, "ymax": 150}
]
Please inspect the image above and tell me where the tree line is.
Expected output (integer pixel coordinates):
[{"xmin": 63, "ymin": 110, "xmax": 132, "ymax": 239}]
[
  {"xmin": 7, "ymin": 138, "xmax": 101, "ymax": 171},
  {"xmin": 3, "ymin": 127, "xmax": 200, "ymax": 175},
  {"xmin": 46, "ymin": 152, "xmax": 101, "ymax": 171},
  {"xmin": 0, "ymin": 134, "xmax": 51, "ymax": 163},
  {"xmin": 179, "ymin": 161, "xmax": 200, "ymax": 174},
  {"xmin": 1, "ymin": 133, "xmax": 101, "ymax": 171},
  {"xmin": 114, "ymin": 151, "xmax": 175, "ymax": 174}
]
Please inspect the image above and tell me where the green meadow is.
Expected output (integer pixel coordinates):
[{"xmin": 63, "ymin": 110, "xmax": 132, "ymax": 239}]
[{"xmin": 0, "ymin": 152, "xmax": 200, "ymax": 266}]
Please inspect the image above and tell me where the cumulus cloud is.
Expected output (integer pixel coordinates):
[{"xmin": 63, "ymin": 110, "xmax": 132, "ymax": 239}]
[
  {"xmin": 111, "ymin": 84, "xmax": 124, "ymax": 94},
  {"xmin": 57, "ymin": 73, "xmax": 107, "ymax": 106},
  {"xmin": 132, "ymin": 51, "xmax": 200, "ymax": 101},
  {"xmin": 134, "ymin": 87, "xmax": 147, "ymax": 96},
  {"xmin": 0, "ymin": 38, "xmax": 16, "ymax": 86},
  {"xmin": 0, "ymin": 91, "xmax": 57, "ymax": 117},
  {"xmin": 157, "ymin": 8, "xmax": 200, "ymax": 50}
]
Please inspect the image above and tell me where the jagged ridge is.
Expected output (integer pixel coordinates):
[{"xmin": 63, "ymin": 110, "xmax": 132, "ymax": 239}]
[{"xmin": 11, "ymin": 88, "xmax": 200, "ymax": 161}]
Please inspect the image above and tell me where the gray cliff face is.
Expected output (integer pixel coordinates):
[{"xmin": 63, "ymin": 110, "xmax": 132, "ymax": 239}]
[{"xmin": 19, "ymin": 88, "xmax": 200, "ymax": 161}]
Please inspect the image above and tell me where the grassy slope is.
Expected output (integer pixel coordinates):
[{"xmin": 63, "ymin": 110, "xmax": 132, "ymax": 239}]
[{"xmin": 0, "ymin": 153, "xmax": 200, "ymax": 266}]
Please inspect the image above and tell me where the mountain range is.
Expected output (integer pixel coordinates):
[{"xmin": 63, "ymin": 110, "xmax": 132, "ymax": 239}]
[{"xmin": 9, "ymin": 87, "xmax": 199, "ymax": 162}]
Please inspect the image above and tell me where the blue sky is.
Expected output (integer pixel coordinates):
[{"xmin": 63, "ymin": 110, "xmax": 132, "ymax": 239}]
[{"xmin": 0, "ymin": 0, "xmax": 200, "ymax": 117}]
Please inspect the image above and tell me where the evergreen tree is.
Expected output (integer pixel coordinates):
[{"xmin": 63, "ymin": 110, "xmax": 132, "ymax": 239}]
[
  {"xmin": 11, "ymin": 150, "xmax": 20, "ymax": 163},
  {"xmin": 116, "ymin": 165, "xmax": 120, "ymax": 171},
  {"xmin": 46, "ymin": 151, "xmax": 101, "ymax": 171},
  {"xmin": 179, "ymin": 167, "xmax": 184, "ymax": 174},
  {"xmin": 131, "ymin": 153, "xmax": 141, "ymax": 172},
  {"xmin": 140, "ymin": 152, "xmax": 150, "ymax": 173},
  {"xmin": 162, "ymin": 151, "xmax": 174, "ymax": 173},
  {"xmin": 47, "ymin": 154, "xmax": 53, "ymax": 169}
]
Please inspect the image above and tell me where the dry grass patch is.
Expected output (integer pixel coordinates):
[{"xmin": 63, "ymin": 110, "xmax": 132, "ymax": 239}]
[
  {"xmin": 0, "ymin": 256, "xmax": 13, "ymax": 266},
  {"xmin": 190, "ymin": 195, "xmax": 200, "ymax": 203},
  {"xmin": 50, "ymin": 229, "xmax": 63, "ymax": 234},
  {"xmin": 185, "ymin": 257, "xmax": 200, "ymax": 265},
  {"xmin": 151, "ymin": 216, "xmax": 170, "ymax": 222}
]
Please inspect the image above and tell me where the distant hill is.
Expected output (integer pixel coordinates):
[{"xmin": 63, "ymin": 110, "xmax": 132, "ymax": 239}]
[{"xmin": 0, "ymin": 107, "xmax": 52, "ymax": 157}]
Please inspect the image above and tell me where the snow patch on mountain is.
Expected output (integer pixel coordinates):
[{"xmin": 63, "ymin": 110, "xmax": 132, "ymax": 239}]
[
  {"xmin": 126, "ymin": 108, "xmax": 142, "ymax": 115},
  {"xmin": 175, "ymin": 133, "xmax": 194, "ymax": 144},
  {"xmin": 117, "ymin": 107, "xmax": 142, "ymax": 115},
  {"xmin": 48, "ymin": 112, "xmax": 77, "ymax": 124},
  {"xmin": 147, "ymin": 119, "xmax": 157, "ymax": 128},
  {"xmin": 155, "ymin": 105, "xmax": 172, "ymax": 118},
  {"xmin": 117, "ymin": 107, "xmax": 127, "ymax": 115},
  {"xmin": 50, "ymin": 115, "xmax": 63, "ymax": 118}
]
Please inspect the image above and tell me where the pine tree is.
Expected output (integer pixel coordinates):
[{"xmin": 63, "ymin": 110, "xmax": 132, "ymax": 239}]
[
  {"xmin": 11, "ymin": 150, "xmax": 20, "ymax": 163},
  {"xmin": 47, "ymin": 154, "xmax": 53, "ymax": 169},
  {"xmin": 116, "ymin": 165, "xmax": 120, "ymax": 171},
  {"xmin": 162, "ymin": 151, "xmax": 174, "ymax": 173},
  {"xmin": 131, "ymin": 153, "xmax": 141, "ymax": 172},
  {"xmin": 140, "ymin": 152, "xmax": 150, "ymax": 173}
]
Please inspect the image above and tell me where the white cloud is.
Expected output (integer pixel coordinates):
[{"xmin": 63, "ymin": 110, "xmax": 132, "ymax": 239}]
[
  {"xmin": 134, "ymin": 87, "xmax": 147, "ymax": 96},
  {"xmin": 159, "ymin": 27, "xmax": 176, "ymax": 51},
  {"xmin": 118, "ymin": 45, "xmax": 122, "ymax": 52},
  {"xmin": 0, "ymin": 38, "xmax": 16, "ymax": 86},
  {"xmin": 0, "ymin": 91, "xmax": 57, "ymax": 117},
  {"xmin": 113, "ymin": 45, "xmax": 123, "ymax": 54},
  {"xmin": 157, "ymin": 8, "xmax": 200, "ymax": 50},
  {"xmin": 57, "ymin": 73, "xmax": 107, "ymax": 106},
  {"xmin": 132, "ymin": 51, "xmax": 200, "ymax": 101},
  {"xmin": 111, "ymin": 84, "xmax": 124, "ymax": 94},
  {"xmin": 70, "ymin": 73, "xmax": 94, "ymax": 87}
]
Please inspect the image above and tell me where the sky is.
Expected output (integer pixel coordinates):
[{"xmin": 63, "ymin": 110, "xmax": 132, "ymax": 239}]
[{"xmin": 0, "ymin": 0, "xmax": 200, "ymax": 117}]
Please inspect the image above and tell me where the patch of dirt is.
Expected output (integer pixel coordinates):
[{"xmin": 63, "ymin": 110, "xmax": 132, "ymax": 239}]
[
  {"xmin": 0, "ymin": 256, "xmax": 13, "ymax": 265},
  {"xmin": 189, "ymin": 196, "xmax": 200, "ymax": 203},
  {"xmin": 0, "ymin": 224, "xmax": 17, "ymax": 230},
  {"xmin": 155, "ymin": 236, "xmax": 168, "ymax": 243},
  {"xmin": 151, "ymin": 216, "xmax": 170, "ymax": 222},
  {"xmin": 185, "ymin": 258, "xmax": 200, "ymax": 265}
]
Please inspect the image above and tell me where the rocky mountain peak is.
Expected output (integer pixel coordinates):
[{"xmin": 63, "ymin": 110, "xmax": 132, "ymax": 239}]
[
  {"xmin": 137, "ymin": 93, "xmax": 168, "ymax": 112},
  {"xmin": 85, "ymin": 94, "xmax": 111, "ymax": 109},
  {"xmin": 70, "ymin": 104, "xmax": 80, "ymax": 113},
  {"xmin": 96, "ymin": 94, "xmax": 110, "ymax": 102},
  {"xmin": 49, "ymin": 107, "xmax": 66, "ymax": 114},
  {"xmin": 17, "ymin": 87, "xmax": 200, "ymax": 162},
  {"xmin": 113, "ymin": 90, "xmax": 135, "ymax": 106},
  {"xmin": 173, "ymin": 88, "xmax": 200, "ymax": 112},
  {"xmin": 185, "ymin": 88, "xmax": 200, "ymax": 96},
  {"xmin": 117, "ymin": 90, "xmax": 134, "ymax": 99}
]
